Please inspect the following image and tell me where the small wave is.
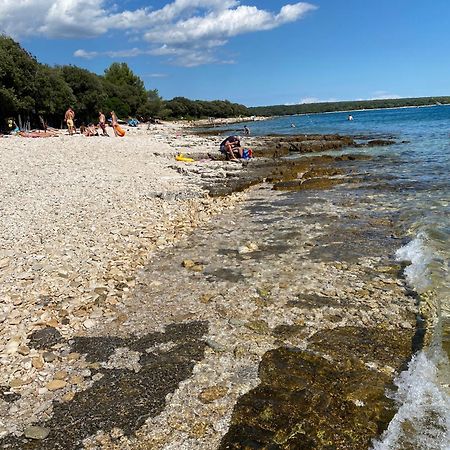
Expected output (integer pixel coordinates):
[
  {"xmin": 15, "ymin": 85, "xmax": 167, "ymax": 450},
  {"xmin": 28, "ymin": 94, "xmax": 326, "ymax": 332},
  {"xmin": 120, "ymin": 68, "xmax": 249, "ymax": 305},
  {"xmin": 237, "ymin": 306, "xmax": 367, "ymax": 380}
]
[
  {"xmin": 372, "ymin": 350, "xmax": 450, "ymax": 450},
  {"xmin": 395, "ymin": 232, "xmax": 434, "ymax": 292}
]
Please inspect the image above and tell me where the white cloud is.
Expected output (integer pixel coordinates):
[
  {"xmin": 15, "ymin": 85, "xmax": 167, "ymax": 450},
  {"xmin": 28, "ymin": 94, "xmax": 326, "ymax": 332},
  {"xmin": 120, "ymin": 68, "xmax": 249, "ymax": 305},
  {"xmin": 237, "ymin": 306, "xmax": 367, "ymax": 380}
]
[
  {"xmin": 0, "ymin": 0, "xmax": 317, "ymax": 66},
  {"xmin": 370, "ymin": 91, "xmax": 402, "ymax": 100},
  {"xmin": 299, "ymin": 96, "xmax": 338, "ymax": 104}
]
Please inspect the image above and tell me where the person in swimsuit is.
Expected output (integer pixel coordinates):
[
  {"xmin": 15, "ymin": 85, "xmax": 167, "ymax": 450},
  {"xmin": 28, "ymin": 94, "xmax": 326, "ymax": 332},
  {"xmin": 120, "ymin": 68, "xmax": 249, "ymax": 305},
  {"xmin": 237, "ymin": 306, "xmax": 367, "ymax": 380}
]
[
  {"xmin": 111, "ymin": 111, "xmax": 119, "ymax": 137},
  {"xmin": 98, "ymin": 111, "xmax": 108, "ymax": 136},
  {"xmin": 64, "ymin": 107, "xmax": 75, "ymax": 135}
]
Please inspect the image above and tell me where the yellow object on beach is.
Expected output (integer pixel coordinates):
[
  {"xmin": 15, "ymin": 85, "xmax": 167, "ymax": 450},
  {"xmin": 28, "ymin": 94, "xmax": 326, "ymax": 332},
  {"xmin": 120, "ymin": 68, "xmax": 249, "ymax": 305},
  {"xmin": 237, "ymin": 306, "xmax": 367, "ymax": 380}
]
[{"xmin": 176, "ymin": 154, "xmax": 195, "ymax": 162}]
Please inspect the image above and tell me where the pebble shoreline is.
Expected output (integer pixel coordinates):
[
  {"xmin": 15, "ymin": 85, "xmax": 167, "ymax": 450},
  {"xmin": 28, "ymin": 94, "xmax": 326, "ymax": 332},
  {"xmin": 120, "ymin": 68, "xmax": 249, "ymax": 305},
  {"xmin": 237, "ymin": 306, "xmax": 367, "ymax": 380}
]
[
  {"xmin": 0, "ymin": 124, "xmax": 419, "ymax": 449},
  {"xmin": 0, "ymin": 122, "xmax": 245, "ymax": 440}
]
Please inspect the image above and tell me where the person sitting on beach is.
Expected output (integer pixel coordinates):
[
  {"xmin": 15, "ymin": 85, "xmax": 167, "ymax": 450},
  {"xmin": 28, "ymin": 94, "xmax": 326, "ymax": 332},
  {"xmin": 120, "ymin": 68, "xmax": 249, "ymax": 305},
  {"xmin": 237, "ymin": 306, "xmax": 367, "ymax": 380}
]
[
  {"xmin": 84, "ymin": 124, "xmax": 98, "ymax": 137},
  {"xmin": 220, "ymin": 135, "xmax": 243, "ymax": 160},
  {"xmin": 98, "ymin": 111, "xmax": 108, "ymax": 136}
]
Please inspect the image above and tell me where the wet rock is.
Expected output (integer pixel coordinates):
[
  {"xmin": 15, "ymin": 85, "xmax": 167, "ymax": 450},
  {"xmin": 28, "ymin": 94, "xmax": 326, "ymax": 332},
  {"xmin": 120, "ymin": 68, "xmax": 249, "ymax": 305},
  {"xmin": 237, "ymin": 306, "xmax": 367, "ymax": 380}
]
[
  {"xmin": 367, "ymin": 139, "xmax": 396, "ymax": 146},
  {"xmin": 273, "ymin": 177, "xmax": 345, "ymax": 191},
  {"xmin": 221, "ymin": 326, "xmax": 414, "ymax": 450},
  {"xmin": 28, "ymin": 327, "xmax": 63, "ymax": 350},
  {"xmin": 245, "ymin": 320, "xmax": 270, "ymax": 335},
  {"xmin": 198, "ymin": 386, "xmax": 228, "ymax": 403},
  {"xmin": 43, "ymin": 352, "xmax": 57, "ymax": 363}
]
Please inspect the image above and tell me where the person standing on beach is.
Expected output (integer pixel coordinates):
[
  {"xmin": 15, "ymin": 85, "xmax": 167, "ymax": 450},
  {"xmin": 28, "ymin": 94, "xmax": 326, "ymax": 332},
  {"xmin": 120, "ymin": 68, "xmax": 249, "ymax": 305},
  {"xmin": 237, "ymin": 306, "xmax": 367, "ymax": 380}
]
[
  {"xmin": 64, "ymin": 107, "xmax": 75, "ymax": 135},
  {"xmin": 98, "ymin": 111, "xmax": 108, "ymax": 136},
  {"xmin": 243, "ymin": 125, "xmax": 250, "ymax": 136}
]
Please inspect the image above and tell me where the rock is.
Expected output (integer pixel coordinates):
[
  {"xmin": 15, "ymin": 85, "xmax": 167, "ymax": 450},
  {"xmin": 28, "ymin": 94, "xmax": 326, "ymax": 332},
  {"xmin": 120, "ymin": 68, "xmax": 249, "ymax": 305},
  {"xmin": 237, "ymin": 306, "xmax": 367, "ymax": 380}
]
[
  {"xmin": 28, "ymin": 327, "xmax": 63, "ymax": 349},
  {"xmin": 43, "ymin": 351, "xmax": 57, "ymax": 362},
  {"xmin": 182, "ymin": 259, "xmax": 195, "ymax": 268},
  {"xmin": 68, "ymin": 352, "xmax": 81, "ymax": 361},
  {"xmin": 245, "ymin": 319, "xmax": 270, "ymax": 335},
  {"xmin": 70, "ymin": 375, "xmax": 84, "ymax": 385},
  {"xmin": 32, "ymin": 357, "xmax": 44, "ymax": 369},
  {"xmin": 191, "ymin": 264, "xmax": 204, "ymax": 272},
  {"xmin": 9, "ymin": 378, "xmax": 32, "ymax": 388},
  {"xmin": 83, "ymin": 319, "xmax": 96, "ymax": 329},
  {"xmin": 62, "ymin": 392, "xmax": 75, "ymax": 402},
  {"xmin": 198, "ymin": 386, "xmax": 228, "ymax": 404},
  {"xmin": 54, "ymin": 371, "xmax": 68, "ymax": 380},
  {"xmin": 24, "ymin": 426, "xmax": 50, "ymax": 440},
  {"xmin": 18, "ymin": 345, "xmax": 30, "ymax": 356},
  {"xmin": 205, "ymin": 339, "xmax": 227, "ymax": 352},
  {"xmin": 46, "ymin": 380, "xmax": 67, "ymax": 391}
]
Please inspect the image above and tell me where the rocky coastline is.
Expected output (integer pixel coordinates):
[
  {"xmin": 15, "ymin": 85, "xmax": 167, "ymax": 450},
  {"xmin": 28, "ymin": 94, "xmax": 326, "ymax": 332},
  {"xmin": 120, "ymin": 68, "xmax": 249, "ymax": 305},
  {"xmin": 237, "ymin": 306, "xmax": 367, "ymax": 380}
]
[{"xmin": 0, "ymin": 125, "xmax": 419, "ymax": 449}]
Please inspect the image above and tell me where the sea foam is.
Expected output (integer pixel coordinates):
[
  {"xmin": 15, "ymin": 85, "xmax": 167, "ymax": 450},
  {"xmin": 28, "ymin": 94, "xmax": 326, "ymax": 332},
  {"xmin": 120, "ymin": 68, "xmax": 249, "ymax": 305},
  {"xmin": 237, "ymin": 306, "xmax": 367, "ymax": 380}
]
[
  {"xmin": 395, "ymin": 232, "xmax": 433, "ymax": 292},
  {"xmin": 372, "ymin": 350, "xmax": 450, "ymax": 450}
]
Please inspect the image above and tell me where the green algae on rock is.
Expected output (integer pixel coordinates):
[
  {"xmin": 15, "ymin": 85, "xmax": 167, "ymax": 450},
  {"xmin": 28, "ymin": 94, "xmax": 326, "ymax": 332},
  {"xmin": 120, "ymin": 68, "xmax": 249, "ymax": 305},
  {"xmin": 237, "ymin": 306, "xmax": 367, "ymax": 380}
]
[{"xmin": 220, "ymin": 326, "xmax": 415, "ymax": 450}]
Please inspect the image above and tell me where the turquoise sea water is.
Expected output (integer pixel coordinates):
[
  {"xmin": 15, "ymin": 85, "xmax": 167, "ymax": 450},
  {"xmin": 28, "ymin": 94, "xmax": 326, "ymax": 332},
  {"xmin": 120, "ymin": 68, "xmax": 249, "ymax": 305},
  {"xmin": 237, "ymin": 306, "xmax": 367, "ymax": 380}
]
[{"xmin": 234, "ymin": 106, "xmax": 450, "ymax": 449}]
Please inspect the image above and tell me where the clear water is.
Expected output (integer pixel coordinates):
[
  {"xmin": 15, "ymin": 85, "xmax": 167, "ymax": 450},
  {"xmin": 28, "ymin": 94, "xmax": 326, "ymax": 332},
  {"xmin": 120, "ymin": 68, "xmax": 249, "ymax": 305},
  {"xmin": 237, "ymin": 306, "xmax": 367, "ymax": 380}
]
[{"xmin": 233, "ymin": 106, "xmax": 450, "ymax": 449}]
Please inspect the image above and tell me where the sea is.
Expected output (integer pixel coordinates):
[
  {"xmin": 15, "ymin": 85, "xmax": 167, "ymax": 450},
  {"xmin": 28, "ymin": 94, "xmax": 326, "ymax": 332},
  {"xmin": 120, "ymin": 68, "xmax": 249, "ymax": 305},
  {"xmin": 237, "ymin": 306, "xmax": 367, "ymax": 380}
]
[{"xmin": 222, "ymin": 105, "xmax": 450, "ymax": 449}]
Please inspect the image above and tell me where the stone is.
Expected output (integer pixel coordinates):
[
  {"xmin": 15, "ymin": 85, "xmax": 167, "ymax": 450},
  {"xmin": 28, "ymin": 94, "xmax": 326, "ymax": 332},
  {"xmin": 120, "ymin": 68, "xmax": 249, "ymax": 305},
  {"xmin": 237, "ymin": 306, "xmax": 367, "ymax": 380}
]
[
  {"xmin": 182, "ymin": 259, "xmax": 195, "ymax": 268},
  {"xmin": 9, "ymin": 378, "xmax": 31, "ymax": 388},
  {"xmin": 43, "ymin": 351, "xmax": 57, "ymax": 362},
  {"xmin": 199, "ymin": 386, "xmax": 228, "ymax": 403},
  {"xmin": 32, "ymin": 357, "xmax": 44, "ymax": 369},
  {"xmin": 24, "ymin": 426, "xmax": 50, "ymax": 440},
  {"xmin": 54, "ymin": 371, "xmax": 68, "ymax": 380},
  {"xmin": 83, "ymin": 319, "xmax": 96, "ymax": 329},
  {"xmin": 205, "ymin": 339, "xmax": 227, "ymax": 352},
  {"xmin": 70, "ymin": 375, "xmax": 84, "ymax": 385},
  {"xmin": 62, "ymin": 392, "xmax": 75, "ymax": 402},
  {"xmin": 18, "ymin": 345, "xmax": 30, "ymax": 356},
  {"xmin": 46, "ymin": 380, "xmax": 67, "ymax": 391},
  {"xmin": 245, "ymin": 319, "xmax": 270, "ymax": 335},
  {"xmin": 28, "ymin": 327, "xmax": 63, "ymax": 349}
]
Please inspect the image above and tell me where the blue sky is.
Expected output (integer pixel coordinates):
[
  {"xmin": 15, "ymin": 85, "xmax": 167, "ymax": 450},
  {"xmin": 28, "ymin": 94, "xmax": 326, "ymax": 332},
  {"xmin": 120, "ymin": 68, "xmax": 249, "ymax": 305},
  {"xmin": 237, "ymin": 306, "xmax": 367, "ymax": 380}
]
[{"xmin": 1, "ymin": 0, "xmax": 449, "ymax": 106}]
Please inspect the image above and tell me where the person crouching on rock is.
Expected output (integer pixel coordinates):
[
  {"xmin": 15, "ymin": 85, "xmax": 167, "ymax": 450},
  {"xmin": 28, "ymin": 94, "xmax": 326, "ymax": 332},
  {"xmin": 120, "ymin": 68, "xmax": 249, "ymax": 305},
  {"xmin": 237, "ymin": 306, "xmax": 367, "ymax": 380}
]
[{"xmin": 220, "ymin": 135, "xmax": 243, "ymax": 161}]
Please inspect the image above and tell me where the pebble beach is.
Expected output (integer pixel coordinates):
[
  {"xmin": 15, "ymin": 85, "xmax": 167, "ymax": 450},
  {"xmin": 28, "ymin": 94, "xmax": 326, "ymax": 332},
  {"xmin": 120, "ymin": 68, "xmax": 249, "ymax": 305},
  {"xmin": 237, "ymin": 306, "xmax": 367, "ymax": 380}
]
[{"xmin": 0, "ymin": 123, "xmax": 419, "ymax": 449}]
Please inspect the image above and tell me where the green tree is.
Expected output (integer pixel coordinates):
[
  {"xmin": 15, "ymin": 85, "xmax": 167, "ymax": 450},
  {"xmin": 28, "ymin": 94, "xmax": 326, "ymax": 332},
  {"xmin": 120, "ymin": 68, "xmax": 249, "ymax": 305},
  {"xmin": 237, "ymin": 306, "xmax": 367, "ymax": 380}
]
[
  {"xmin": 103, "ymin": 63, "xmax": 147, "ymax": 117},
  {"xmin": 59, "ymin": 65, "xmax": 106, "ymax": 123}
]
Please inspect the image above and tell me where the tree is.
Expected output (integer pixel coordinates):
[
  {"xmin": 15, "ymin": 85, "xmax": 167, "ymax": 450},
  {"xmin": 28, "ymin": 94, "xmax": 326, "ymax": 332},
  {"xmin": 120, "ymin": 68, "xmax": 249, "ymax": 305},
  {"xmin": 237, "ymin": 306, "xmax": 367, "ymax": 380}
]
[
  {"xmin": 103, "ymin": 63, "xmax": 147, "ymax": 117},
  {"xmin": 0, "ymin": 35, "xmax": 39, "ymax": 119},
  {"xmin": 59, "ymin": 65, "xmax": 106, "ymax": 123}
]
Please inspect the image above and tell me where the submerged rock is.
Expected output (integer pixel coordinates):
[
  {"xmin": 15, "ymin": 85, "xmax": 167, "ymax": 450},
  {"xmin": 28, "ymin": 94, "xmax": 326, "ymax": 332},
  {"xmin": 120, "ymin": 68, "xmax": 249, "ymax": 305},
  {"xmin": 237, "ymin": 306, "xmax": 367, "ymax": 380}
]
[{"xmin": 220, "ymin": 326, "xmax": 414, "ymax": 450}]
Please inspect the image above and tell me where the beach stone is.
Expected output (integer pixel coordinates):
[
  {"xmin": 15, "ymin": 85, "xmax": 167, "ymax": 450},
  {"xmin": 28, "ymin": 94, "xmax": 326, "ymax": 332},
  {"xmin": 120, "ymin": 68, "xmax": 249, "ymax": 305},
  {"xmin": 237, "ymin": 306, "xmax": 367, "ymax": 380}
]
[
  {"xmin": 198, "ymin": 386, "xmax": 228, "ymax": 403},
  {"xmin": 24, "ymin": 426, "xmax": 50, "ymax": 440},
  {"xmin": 182, "ymin": 259, "xmax": 195, "ymax": 268},
  {"xmin": 43, "ymin": 351, "xmax": 57, "ymax": 362},
  {"xmin": 32, "ymin": 357, "xmax": 44, "ymax": 369},
  {"xmin": 62, "ymin": 392, "xmax": 75, "ymax": 402},
  {"xmin": 54, "ymin": 371, "xmax": 68, "ymax": 380},
  {"xmin": 245, "ymin": 319, "xmax": 270, "ymax": 335},
  {"xmin": 205, "ymin": 339, "xmax": 227, "ymax": 352},
  {"xmin": 17, "ymin": 345, "xmax": 30, "ymax": 356},
  {"xmin": 28, "ymin": 327, "xmax": 63, "ymax": 349},
  {"xmin": 46, "ymin": 380, "xmax": 67, "ymax": 391},
  {"xmin": 83, "ymin": 319, "xmax": 96, "ymax": 329},
  {"xmin": 9, "ymin": 378, "xmax": 30, "ymax": 388}
]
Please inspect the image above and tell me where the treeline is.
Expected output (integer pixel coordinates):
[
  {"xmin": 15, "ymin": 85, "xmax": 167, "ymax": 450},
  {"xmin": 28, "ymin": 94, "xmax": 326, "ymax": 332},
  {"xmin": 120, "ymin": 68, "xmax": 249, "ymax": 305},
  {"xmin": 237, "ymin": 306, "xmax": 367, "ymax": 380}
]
[
  {"xmin": 249, "ymin": 97, "xmax": 450, "ymax": 116},
  {"xmin": 0, "ymin": 36, "xmax": 250, "ymax": 129}
]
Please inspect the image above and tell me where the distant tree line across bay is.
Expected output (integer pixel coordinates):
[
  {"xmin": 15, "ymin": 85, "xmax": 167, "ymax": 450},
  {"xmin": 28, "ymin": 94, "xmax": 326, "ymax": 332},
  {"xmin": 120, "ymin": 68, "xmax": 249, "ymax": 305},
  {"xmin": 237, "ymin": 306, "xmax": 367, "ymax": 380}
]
[
  {"xmin": 248, "ymin": 97, "xmax": 450, "ymax": 116},
  {"xmin": 1, "ymin": 35, "xmax": 449, "ymax": 130}
]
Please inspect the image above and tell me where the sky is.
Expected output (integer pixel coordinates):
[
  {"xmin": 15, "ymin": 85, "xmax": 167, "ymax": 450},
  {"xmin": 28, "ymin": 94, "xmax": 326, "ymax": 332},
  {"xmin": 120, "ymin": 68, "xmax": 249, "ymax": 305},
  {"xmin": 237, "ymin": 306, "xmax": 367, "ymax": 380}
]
[{"xmin": 1, "ymin": 0, "xmax": 449, "ymax": 106}]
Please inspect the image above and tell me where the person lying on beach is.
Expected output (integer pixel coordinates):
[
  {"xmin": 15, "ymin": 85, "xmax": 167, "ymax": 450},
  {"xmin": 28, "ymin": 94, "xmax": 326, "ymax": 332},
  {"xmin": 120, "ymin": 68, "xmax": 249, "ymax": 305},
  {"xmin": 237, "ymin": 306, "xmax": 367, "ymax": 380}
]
[{"xmin": 220, "ymin": 135, "xmax": 243, "ymax": 160}]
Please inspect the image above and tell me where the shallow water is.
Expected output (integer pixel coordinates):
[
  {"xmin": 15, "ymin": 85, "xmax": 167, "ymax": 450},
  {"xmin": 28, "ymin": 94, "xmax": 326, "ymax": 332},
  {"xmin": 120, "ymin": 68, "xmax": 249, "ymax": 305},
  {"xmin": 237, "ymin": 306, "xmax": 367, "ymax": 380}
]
[{"xmin": 228, "ymin": 105, "xmax": 450, "ymax": 449}]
